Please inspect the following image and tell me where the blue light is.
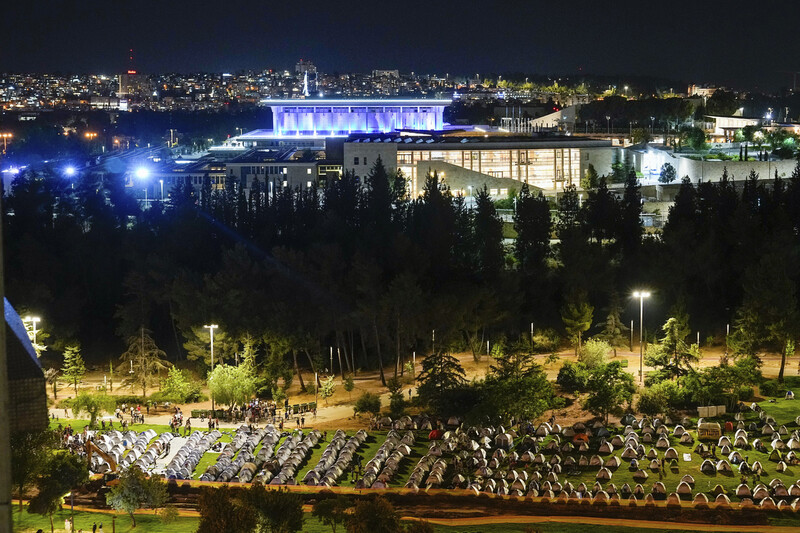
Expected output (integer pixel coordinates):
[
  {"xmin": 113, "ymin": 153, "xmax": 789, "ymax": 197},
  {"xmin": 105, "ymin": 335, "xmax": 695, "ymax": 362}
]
[
  {"xmin": 135, "ymin": 167, "xmax": 150, "ymax": 180},
  {"xmin": 64, "ymin": 166, "xmax": 76, "ymax": 177}
]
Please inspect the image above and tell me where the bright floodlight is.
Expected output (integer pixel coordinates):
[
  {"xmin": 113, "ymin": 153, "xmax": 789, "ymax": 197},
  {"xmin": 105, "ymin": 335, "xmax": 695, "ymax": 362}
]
[
  {"xmin": 633, "ymin": 291, "xmax": 651, "ymax": 298},
  {"xmin": 64, "ymin": 166, "xmax": 76, "ymax": 177},
  {"xmin": 135, "ymin": 167, "xmax": 149, "ymax": 180}
]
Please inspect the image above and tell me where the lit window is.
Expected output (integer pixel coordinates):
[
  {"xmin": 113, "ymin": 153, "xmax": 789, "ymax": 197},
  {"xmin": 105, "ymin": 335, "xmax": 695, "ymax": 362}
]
[
  {"xmin": 490, "ymin": 188, "xmax": 499, "ymax": 196},
  {"xmin": 307, "ymin": 168, "xmax": 312, "ymax": 174},
  {"xmin": 307, "ymin": 181, "xmax": 312, "ymax": 188},
  {"xmin": 500, "ymin": 188, "xmax": 508, "ymax": 196}
]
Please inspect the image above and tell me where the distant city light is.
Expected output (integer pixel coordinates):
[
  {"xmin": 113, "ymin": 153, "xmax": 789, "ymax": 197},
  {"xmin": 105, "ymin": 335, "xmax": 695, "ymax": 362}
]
[{"xmin": 135, "ymin": 167, "xmax": 150, "ymax": 179}]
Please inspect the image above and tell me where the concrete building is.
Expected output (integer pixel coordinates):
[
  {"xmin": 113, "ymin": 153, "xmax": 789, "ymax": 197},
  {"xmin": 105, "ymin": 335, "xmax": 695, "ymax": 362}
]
[
  {"xmin": 706, "ymin": 115, "xmax": 761, "ymax": 141},
  {"xmin": 344, "ymin": 132, "xmax": 613, "ymax": 196}
]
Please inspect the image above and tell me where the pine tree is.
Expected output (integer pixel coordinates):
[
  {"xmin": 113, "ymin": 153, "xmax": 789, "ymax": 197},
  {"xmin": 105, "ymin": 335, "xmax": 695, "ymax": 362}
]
[
  {"xmin": 513, "ymin": 184, "xmax": 552, "ymax": 273},
  {"xmin": 595, "ymin": 294, "xmax": 629, "ymax": 356},
  {"xmin": 473, "ymin": 185, "xmax": 505, "ymax": 279},
  {"xmin": 200, "ymin": 175, "xmax": 212, "ymax": 211},
  {"xmin": 120, "ymin": 328, "xmax": 170, "ymax": 398},
  {"xmin": 62, "ymin": 344, "xmax": 86, "ymax": 394},
  {"xmin": 618, "ymin": 169, "xmax": 642, "ymax": 254},
  {"xmin": 561, "ymin": 292, "xmax": 594, "ymax": 356},
  {"xmin": 556, "ymin": 184, "xmax": 581, "ymax": 240}
]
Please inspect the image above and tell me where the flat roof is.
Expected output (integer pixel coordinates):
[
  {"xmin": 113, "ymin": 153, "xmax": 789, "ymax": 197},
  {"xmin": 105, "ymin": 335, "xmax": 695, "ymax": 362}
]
[
  {"xmin": 346, "ymin": 133, "xmax": 612, "ymax": 149},
  {"xmin": 260, "ymin": 98, "xmax": 452, "ymax": 106}
]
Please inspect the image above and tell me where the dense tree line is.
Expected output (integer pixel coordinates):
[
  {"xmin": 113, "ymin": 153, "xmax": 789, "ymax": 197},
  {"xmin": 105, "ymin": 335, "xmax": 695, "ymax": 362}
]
[{"xmin": 5, "ymin": 157, "xmax": 800, "ymax": 400}]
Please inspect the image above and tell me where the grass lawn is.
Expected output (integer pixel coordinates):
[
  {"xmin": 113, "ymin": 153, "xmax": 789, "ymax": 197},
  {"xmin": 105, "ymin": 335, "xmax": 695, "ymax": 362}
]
[
  {"xmin": 49, "ymin": 419, "xmax": 173, "ymax": 436},
  {"xmin": 12, "ymin": 506, "xmax": 198, "ymax": 533}
]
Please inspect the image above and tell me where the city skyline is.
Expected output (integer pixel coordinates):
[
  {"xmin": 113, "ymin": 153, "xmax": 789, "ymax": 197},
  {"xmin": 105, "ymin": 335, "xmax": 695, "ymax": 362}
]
[{"xmin": 2, "ymin": 0, "xmax": 799, "ymax": 91}]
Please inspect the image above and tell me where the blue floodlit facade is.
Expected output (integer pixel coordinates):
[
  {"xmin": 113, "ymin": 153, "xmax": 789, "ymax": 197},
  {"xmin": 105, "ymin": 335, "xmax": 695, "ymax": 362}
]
[{"xmin": 262, "ymin": 98, "xmax": 450, "ymax": 136}]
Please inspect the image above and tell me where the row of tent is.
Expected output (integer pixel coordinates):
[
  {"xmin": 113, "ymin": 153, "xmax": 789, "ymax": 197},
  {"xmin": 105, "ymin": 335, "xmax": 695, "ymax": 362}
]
[{"xmin": 302, "ymin": 429, "xmax": 368, "ymax": 487}]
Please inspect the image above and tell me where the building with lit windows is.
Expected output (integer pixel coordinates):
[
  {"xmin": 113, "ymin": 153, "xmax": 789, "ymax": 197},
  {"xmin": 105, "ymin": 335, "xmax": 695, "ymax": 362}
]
[{"xmin": 344, "ymin": 132, "xmax": 613, "ymax": 196}]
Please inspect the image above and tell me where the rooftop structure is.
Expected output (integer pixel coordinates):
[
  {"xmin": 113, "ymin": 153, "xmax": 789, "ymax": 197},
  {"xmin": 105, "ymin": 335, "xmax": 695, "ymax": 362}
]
[{"xmin": 260, "ymin": 98, "xmax": 451, "ymax": 137}]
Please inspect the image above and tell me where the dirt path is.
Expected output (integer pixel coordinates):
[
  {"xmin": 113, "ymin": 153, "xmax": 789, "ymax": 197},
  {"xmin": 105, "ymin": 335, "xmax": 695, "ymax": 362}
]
[
  {"xmin": 409, "ymin": 514, "xmax": 791, "ymax": 532},
  {"xmin": 49, "ymin": 503, "xmax": 795, "ymax": 532},
  {"xmin": 50, "ymin": 347, "xmax": 798, "ymax": 431}
]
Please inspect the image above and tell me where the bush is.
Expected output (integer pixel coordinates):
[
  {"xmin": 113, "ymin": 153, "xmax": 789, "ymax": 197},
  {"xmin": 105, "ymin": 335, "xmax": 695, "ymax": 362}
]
[
  {"xmin": 354, "ymin": 392, "xmax": 381, "ymax": 417},
  {"xmin": 304, "ymin": 382, "xmax": 317, "ymax": 395},
  {"xmin": 531, "ymin": 329, "xmax": 560, "ymax": 353},
  {"xmin": 579, "ymin": 339, "xmax": 611, "ymax": 370},
  {"xmin": 556, "ymin": 361, "xmax": 589, "ymax": 393},
  {"xmin": 738, "ymin": 386, "xmax": 754, "ymax": 401},
  {"xmin": 760, "ymin": 380, "xmax": 780, "ymax": 397},
  {"xmin": 113, "ymin": 395, "xmax": 145, "ymax": 407},
  {"xmin": 389, "ymin": 392, "xmax": 406, "ymax": 419},
  {"xmin": 637, "ymin": 387, "xmax": 667, "ymax": 416},
  {"xmin": 55, "ymin": 398, "xmax": 76, "ymax": 409},
  {"xmin": 655, "ymin": 380, "xmax": 687, "ymax": 409}
]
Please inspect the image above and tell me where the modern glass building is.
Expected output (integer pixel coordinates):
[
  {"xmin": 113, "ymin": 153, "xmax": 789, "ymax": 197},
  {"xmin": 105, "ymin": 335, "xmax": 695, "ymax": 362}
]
[{"xmin": 344, "ymin": 134, "xmax": 614, "ymax": 195}]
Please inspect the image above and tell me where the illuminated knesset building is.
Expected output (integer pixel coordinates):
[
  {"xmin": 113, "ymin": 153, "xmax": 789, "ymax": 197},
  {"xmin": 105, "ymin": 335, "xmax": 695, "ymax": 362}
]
[
  {"xmin": 270, "ymin": 98, "xmax": 448, "ymax": 135},
  {"xmin": 217, "ymin": 98, "xmax": 451, "ymax": 152}
]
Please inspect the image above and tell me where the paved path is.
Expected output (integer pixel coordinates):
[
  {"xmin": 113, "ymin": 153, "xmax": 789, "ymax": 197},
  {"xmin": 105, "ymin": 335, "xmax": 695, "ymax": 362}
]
[{"xmin": 150, "ymin": 436, "xmax": 187, "ymax": 475}]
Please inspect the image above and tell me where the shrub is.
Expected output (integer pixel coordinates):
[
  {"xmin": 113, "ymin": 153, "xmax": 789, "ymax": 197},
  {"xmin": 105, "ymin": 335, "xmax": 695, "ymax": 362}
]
[
  {"xmin": 579, "ymin": 339, "xmax": 611, "ymax": 370},
  {"xmin": 655, "ymin": 380, "xmax": 687, "ymax": 409},
  {"xmin": 113, "ymin": 395, "xmax": 145, "ymax": 407},
  {"xmin": 343, "ymin": 374, "xmax": 355, "ymax": 399},
  {"xmin": 531, "ymin": 329, "xmax": 560, "ymax": 353},
  {"xmin": 354, "ymin": 392, "xmax": 381, "ymax": 417},
  {"xmin": 760, "ymin": 380, "xmax": 780, "ymax": 397},
  {"xmin": 556, "ymin": 361, "xmax": 589, "ymax": 393},
  {"xmin": 637, "ymin": 387, "xmax": 666, "ymax": 416},
  {"xmin": 389, "ymin": 392, "xmax": 406, "ymax": 419},
  {"xmin": 738, "ymin": 386, "xmax": 754, "ymax": 401},
  {"xmin": 304, "ymin": 382, "xmax": 316, "ymax": 395}
]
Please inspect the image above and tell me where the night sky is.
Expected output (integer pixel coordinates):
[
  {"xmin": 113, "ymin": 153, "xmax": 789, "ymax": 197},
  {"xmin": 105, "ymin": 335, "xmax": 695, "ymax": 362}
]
[{"xmin": 1, "ymin": 0, "xmax": 798, "ymax": 90}]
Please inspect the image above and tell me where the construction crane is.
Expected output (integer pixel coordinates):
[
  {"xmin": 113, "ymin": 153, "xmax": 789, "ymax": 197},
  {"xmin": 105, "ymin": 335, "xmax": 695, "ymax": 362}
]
[{"xmin": 86, "ymin": 440, "xmax": 118, "ymax": 473}]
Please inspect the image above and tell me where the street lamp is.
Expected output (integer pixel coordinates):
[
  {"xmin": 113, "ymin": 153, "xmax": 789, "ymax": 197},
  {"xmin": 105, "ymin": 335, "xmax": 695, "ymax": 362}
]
[
  {"xmin": 204, "ymin": 324, "xmax": 219, "ymax": 412},
  {"xmin": 633, "ymin": 291, "xmax": 651, "ymax": 384},
  {"xmin": 650, "ymin": 116, "xmax": 655, "ymax": 136},
  {"xmin": 159, "ymin": 179, "xmax": 164, "ymax": 202},
  {"xmin": 606, "ymin": 115, "xmax": 611, "ymax": 135},
  {"xmin": 1, "ymin": 132, "xmax": 12, "ymax": 154},
  {"xmin": 135, "ymin": 167, "xmax": 150, "ymax": 209},
  {"xmin": 23, "ymin": 316, "xmax": 41, "ymax": 347}
]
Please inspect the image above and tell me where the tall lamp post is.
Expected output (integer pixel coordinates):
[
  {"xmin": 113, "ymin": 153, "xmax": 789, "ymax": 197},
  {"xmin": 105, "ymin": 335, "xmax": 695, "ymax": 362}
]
[
  {"xmin": 204, "ymin": 324, "xmax": 218, "ymax": 413},
  {"xmin": 23, "ymin": 316, "xmax": 41, "ymax": 347},
  {"xmin": 0, "ymin": 133, "xmax": 11, "ymax": 154},
  {"xmin": 633, "ymin": 291, "xmax": 650, "ymax": 384},
  {"xmin": 159, "ymin": 179, "xmax": 164, "ymax": 202},
  {"xmin": 606, "ymin": 115, "xmax": 611, "ymax": 135}
]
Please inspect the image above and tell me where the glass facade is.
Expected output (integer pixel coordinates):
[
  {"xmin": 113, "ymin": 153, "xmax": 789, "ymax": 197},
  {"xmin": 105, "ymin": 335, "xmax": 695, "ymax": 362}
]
[{"xmin": 398, "ymin": 147, "xmax": 582, "ymax": 195}]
